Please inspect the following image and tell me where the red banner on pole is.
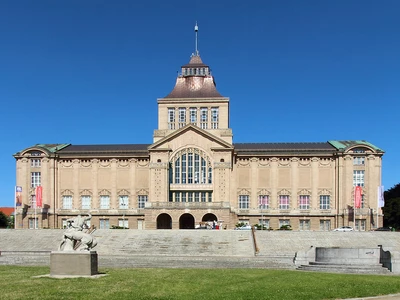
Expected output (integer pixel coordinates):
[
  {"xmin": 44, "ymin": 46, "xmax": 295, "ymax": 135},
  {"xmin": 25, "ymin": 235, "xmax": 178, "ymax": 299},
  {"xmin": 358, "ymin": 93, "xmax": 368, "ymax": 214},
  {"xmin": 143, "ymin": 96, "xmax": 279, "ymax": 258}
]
[
  {"xmin": 35, "ymin": 186, "xmax": 43, "ymax": 207},
  {"xmin": 354, "ymin": 186, "xmax": 362, "ymax": 208}
]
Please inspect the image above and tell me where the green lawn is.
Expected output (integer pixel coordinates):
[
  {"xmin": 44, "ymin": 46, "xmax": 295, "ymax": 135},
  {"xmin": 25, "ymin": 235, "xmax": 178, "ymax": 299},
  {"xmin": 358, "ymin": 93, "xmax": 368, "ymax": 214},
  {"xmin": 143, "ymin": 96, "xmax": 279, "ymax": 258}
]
[{"xmin": 1, "ymin": 266, "xmax": 400, "ymax": 300}]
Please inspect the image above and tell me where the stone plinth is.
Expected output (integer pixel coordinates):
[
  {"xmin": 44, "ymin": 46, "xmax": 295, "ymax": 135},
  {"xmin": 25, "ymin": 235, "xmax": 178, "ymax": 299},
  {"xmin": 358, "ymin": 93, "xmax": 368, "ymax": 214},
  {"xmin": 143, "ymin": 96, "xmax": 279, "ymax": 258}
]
[{"xmin": 50, "ymin": 251, "xmax": 98, "ymax": 276}]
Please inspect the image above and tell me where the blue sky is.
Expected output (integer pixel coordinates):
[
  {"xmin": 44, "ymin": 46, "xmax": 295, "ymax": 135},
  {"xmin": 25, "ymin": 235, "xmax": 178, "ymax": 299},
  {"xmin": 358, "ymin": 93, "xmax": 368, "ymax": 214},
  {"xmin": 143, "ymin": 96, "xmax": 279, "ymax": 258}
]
[{"xmin": 1, "ymin": 0, "xmax": 399, "ymax": 207}]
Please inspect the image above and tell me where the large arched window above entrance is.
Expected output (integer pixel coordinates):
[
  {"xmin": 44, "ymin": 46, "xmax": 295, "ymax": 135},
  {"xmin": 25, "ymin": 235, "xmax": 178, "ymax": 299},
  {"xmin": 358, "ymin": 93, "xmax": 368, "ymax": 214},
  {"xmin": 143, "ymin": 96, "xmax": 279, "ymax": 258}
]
[{"xmin": 170, "ymin": 148, "xmax": 212, "ymax": 184}]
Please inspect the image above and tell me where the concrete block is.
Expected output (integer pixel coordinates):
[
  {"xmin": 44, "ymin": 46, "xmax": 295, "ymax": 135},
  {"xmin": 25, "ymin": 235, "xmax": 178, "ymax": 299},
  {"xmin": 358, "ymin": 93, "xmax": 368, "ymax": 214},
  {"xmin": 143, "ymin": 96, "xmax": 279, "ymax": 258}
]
[{"xmin": 50, "ymin": 251, "xmax": 98, "ymax": 276}]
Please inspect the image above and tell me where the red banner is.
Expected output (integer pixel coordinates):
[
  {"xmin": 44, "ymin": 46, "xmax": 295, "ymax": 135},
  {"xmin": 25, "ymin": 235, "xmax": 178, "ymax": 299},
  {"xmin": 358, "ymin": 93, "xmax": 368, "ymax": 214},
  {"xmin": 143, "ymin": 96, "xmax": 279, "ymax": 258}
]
[
  {"xmin": 35, "ymin": 186, "xmax": 43, "ymax": 207},
  {"xmin": 354, "ymin": 186, "xmax": 362, "ymax": 208}
]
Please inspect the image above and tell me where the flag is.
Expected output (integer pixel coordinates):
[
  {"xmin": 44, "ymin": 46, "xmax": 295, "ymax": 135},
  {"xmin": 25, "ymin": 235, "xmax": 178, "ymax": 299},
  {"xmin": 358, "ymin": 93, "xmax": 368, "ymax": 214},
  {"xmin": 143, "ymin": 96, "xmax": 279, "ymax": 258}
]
[
  {"xmin": 348, "ymin": 205, "xmax": 354, "ymax": 222},
  {"xmin": 354, "ymin": 186, "xmax": 362, "ymax": 209},
  {"xmin": 378, "ymin": 185, "xmax": 385, "ymax": 208},
  {"xmin": 370, "ymin": 208, "xmax": 375, "ymax": 226},
  {"xmin": 35, "ymin": 186, "xmax": 43, "ymax": 207},
  {"xmin": 15, "ymin": 186, "xmax": 22, "ymax": 207}
]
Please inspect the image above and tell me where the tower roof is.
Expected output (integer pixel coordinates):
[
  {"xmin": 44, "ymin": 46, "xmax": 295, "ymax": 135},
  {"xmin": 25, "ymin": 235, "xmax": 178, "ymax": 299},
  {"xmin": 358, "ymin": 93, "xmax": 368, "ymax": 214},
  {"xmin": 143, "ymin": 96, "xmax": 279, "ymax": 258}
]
[{"xmin": 162, "ymin": 23, "xmax": 225, "ymax": 99}]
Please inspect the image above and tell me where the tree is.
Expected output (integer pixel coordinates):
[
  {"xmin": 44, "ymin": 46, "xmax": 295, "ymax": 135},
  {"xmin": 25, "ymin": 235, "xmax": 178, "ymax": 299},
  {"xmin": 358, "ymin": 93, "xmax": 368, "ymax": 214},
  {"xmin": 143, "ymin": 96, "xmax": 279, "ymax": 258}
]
[
  {"xmin": 383, "ymin": 183, "xmax": 400, "ymax": 229},
  {"xmin": 0, "ymin": 212, "xmax": 8, "ymax": 228}
]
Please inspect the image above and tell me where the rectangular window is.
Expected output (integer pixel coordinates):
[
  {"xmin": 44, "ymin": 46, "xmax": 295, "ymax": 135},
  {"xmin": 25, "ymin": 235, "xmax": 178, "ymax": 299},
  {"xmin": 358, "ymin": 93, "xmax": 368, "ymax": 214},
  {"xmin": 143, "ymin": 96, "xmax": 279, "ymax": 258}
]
[
  {"xmin": 175, "ymin": 192, "xmax": 181, "ymax": 202},
  {"xmin": 29, "ymin": 218, "xmax": 38, "ymax": 229},
  {"xmin": 118, "ymin": 219, "xmax": 129, "ymax": 229},
  {"xmin": 138, "ymin": 195, "xmax": 148, "ymax": 209},
  {"xmin": 178, "ymin": 107, "xmax": 186, "ymax": 128},
  {"xmin": 99, "ymin": 219, "xmax": 110, "ymax": 229},
  {"xmin": 211, "ymin": 107, "xmax": 219, "ymax": 129},
  {"xmin": 62, "ymin": 195, "xmax": 72, "ymax": 209},
  {"xmin": 181, "ymin": 192, "xmax": 186, "ymax": 202},
  {"xmin": 208, "ymin": 193, "xmax": 212, "ymax": 202},
  {"xmin": 175, "ymin": 158, "xmax": 180, "ymax": 184},
  {"xmin": 190, "ymin": 107, "xmax": 197, "ymax": 125},
  {"xmin": 319, "ymin": 220, "xmax": 331, "ymax": 231},
  {"xmin": 319, "ymin": 195, "xmax": 330, "ymax": 210},
  {"xmin": 299, "ymin": 195, "xmax": 310, "ymax": 210},
  {"xmin": 353, "ymin": 170, "xmax": 365, "ymax": 187},
  {"xmin": 81, "ymin": 196, "xmax": 91, "ymax": 210},
  {"xmin": 279, "ymin": 195, "xmax": 290, "ymax": 210},
  {"xmin": 353, "ymin": 156, "xmax": 365, "ymax": 165},
  {"xmin": 119, "ymin": 195, "xmax": 129, "ymax": 209},
  {"xmin": 31, "ymin": 172, "xmax": 41, "ymax": 188},
  {"xmin": 100, "ymin": 195, "xmax": 110, "ymax": 209},
  {"xmin": 188, "ymin": 192, "xmax": 193, "ymax": 202},
  {"xmin": 168, "ymin": 108, "xmax": 175, "ymax": 129},
  {"xmin": 30, "ymin": 159, "xmax": 41, "ymax": 167},
  {"xmin": 258, "ymin": 219, "xmax": 270, "ymax": 229},
  {"xmin": 299, "ymin": 220, "xmax": 310, "ymax": 231},
  {"xmin": 355, "ymin": 219, "xmax": 366, "ymax": 231},
  {"xmin": 194, "ymin": 192, "xmax": 200, "ymax": 202},
  {"xmin": 201, "ymin": 193, "xmax": 206, "ymax": 202},
  {"xmin": 279, "ymin": 219, "xmax": 290, "ymax": 228},
  {"xmin": 188, "ymin": 153, "xmax": 193, "ymax": 183},
  {"xmin": 258, "ymin": 195, "xmax": 269, "ymax": 209},
  {"xmin": 200, "ymin": 107, "xmax": 208, "ymax": 129},
  {"xmin": 239, "ymin": 195, "xmax": 249, "ymax": 209}
]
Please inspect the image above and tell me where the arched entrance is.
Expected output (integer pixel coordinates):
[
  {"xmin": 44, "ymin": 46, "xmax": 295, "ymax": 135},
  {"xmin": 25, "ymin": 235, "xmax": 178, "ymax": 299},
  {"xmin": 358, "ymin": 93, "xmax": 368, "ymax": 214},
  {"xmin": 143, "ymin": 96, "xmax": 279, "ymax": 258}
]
[
  {"xmin": 157, "ymin": 213, "xmax": 172, "ymax": 229},
  {"xmin": 179, "ymin": 213, "xmax": 195, "ymax": 229},
  {"xmin": 202, "ymin": 213, "xmax": 217, "ymax": 222}
]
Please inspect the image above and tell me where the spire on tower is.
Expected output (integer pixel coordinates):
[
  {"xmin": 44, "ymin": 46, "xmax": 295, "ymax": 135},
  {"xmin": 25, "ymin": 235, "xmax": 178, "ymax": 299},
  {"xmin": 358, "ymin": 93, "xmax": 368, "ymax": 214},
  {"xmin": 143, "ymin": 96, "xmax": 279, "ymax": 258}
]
[{"xmin": 194, "ymin": 22, "xmax": 199, "ymax": 56}]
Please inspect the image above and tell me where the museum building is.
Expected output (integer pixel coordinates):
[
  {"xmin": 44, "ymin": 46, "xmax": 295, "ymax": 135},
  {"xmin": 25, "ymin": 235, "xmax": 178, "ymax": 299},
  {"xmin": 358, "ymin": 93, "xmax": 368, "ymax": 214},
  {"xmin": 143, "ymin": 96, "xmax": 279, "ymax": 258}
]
[{"xmin": 13, "ymin": 36, "xmax": 384, "ymax": 231}]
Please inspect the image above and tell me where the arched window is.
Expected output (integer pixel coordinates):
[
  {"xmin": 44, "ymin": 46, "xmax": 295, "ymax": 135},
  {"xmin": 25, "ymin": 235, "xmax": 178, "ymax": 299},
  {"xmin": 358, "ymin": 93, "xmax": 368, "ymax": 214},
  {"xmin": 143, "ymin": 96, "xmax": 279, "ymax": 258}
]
[{"xmin": 171, "ymin": 148, "xmax": 212, "ymax": 184}]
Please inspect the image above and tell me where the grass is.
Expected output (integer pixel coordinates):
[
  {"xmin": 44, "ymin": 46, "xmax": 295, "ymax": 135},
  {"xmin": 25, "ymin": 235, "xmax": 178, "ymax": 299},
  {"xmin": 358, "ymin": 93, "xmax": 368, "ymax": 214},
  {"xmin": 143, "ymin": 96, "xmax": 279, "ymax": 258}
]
[{"xmin": 1, "ymin": 266, "xmax": 400, "ymax": 300}]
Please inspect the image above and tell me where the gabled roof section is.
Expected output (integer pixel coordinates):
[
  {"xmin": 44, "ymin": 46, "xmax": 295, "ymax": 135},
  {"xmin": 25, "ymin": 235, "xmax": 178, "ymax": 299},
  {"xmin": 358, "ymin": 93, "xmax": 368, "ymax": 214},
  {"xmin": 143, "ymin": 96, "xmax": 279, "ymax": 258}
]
[
  {"xmin": 149, "ymin": 124, "xmax": 233, "ymax": 150},
  {"xmin": 14, "ymin": 143, "xmax": 70, "ymax": 157},
  {"xmin": 234, "ymin": 142, "xmax": 336, "ymax": 155},
  {"xmin": 328, "ymin": 140, "xmax": 384, "ymax": 153}
]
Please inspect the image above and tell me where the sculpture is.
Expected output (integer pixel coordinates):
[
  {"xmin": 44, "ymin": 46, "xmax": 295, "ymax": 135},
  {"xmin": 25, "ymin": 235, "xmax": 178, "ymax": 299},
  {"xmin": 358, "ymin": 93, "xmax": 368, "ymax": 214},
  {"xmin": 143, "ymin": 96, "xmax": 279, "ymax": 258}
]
[{"xmin": 59, "ymin": 213, "xmax": 97, "ymax": 251}]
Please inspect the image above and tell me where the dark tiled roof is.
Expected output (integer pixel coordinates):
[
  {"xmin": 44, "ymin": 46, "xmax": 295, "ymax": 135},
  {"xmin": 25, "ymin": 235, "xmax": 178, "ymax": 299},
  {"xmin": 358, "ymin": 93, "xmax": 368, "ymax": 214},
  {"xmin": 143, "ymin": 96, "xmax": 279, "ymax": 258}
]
[
  {"xmin": 163, "ymin": 76, "xmax": 224, "ymax": 98},
  {"xmin": 56, "ymin": 144, "xmax": 150, "ymax": 156},
  {"xmin": 234, "ymin": 142, "xmax": 336, "ymax": 155}
]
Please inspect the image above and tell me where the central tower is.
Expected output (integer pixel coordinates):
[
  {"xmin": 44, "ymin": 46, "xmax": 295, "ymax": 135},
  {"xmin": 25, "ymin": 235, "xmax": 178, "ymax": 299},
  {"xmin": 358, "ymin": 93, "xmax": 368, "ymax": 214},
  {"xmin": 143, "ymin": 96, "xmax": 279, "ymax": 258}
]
[{"xmin": 153, "ymin": 24, "xmax": 232, "ymax": 144}]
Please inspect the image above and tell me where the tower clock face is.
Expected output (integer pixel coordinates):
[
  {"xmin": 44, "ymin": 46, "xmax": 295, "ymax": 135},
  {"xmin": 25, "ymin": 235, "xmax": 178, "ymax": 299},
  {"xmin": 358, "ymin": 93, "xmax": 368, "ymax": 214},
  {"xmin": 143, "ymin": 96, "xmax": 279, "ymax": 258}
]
[{"xmin": 187, "ymin": 77, "xmax": 202, "ymax": 91}]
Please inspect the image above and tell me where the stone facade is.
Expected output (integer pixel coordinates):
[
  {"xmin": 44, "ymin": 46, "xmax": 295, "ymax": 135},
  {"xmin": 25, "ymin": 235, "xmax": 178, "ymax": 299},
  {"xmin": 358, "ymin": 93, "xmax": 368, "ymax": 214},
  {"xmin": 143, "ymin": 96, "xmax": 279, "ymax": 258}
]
[{"xmin": 13, "ymin": 51, "xmax": 384, "ymax": 231}]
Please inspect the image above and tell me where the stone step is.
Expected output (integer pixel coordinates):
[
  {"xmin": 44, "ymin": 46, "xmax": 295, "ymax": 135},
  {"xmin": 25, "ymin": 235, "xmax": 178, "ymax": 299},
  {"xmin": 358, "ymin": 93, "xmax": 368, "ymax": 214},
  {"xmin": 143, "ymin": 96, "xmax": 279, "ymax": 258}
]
[{"xmin": 297, "ymin": 263, "xmax": 391, "ymax": 274}]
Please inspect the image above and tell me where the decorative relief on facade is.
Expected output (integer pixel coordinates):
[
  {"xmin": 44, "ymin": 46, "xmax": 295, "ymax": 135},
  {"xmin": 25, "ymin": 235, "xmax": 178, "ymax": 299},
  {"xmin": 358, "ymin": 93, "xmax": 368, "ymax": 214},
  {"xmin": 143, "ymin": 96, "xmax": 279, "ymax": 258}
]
[
  {"xmin": 214, "ymin": 162, "xmax": 231, "ymax": 169},
  {"xmin": 298, "ymin": 158, "xmax": 311, "ymax": 167},
  {"xmin": 60, "ymin": 160, "xmax": 74, "ymax": 168},
  {"xmin": 278, "ymin": 158, "xmax": 290, "ymax": 167},
  {"xmin": 298, "ymin": 189, "xmax": 311, "ymax": 195},
  {"xmin": 237, "ymin": 159, "xmax": 250, "ymax": 167},
  {"xmin": 290, "ymin": 157, "xmax": 299, "ymax": 163},
  {"xmin": 118, "ymin": 159, "xmax": 130, "ymax": 168},
  {"xmin": 117, "ymin": 189, "xmax": 130, "ymax": 196},
  {"xmin": 318, "ymin": 189, "xmax": 332, "ymax": 195},
  {"xmin": 21, "ymin": 158, "xmax": 29, "ymax": 163},
  {"xmin": 42, "ymin": 158, "xmax": 50, "ymax": 163},
  {"xmin": 137, "ymin": 188, "xmax": 148, "ymax": 196},
  {"xmin": 99, "ymin": 159, "xmax": 111, "ymax": 168},
  {"xmin": 136, "ymin": 159, "xmax": 149, "ymax": 168},
  {"xmin": 367, "ymin": 155, "xmax": 376, "ymax": 161},
  {"xmin": 99, "ymin": 189, "xmax": 111, "ymax": 196},
  {"xmin": 238, "ymin": 188, "xmax": 250, "ymax": 195},
  {"xmin": 80, "ymin": 189, "xmax": 92, "ymax": 196},
  {"xmin": 344, "ymin": 155, "xmax": 353, "ymax": 161},
  {"xmin": 258, "ymin": 189, "xmax": 271, "ymax": 196},
  {"xmin": 61, "ymin": 189, "xmax": 73, "ymax": 196},
  {"xmin": 219, "ymin": 169, "xmax": 226, "ymax": 199},
  {"xmin": 258, "ymin": 159, "xmax": 270, "ymax": 167},
  {"xmin": 80, "ymin": 160, "xmax": 92, "ymax": 168},
  {"xmin": 150, "ymin": 162, "xmax": 168, "ymax": 169},
  {"xmin": 270, "ymin": 157, "xmax": 279, "ymax": 163},
  {"xmin": 277, "ymin": 189, "xmax": 291, "ymax": 196},
  {"xmin": 318, "ymin": 158, "xmax": 332, "ymax": 167}
]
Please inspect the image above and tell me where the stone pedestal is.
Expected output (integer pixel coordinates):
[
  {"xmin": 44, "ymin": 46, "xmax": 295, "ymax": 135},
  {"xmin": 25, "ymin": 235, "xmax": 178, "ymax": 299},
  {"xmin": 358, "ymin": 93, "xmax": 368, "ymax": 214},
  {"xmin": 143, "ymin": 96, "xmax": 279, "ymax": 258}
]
[{"xmin": 50, "ymin": 251, "xmax": 98, "ymax": 276}]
